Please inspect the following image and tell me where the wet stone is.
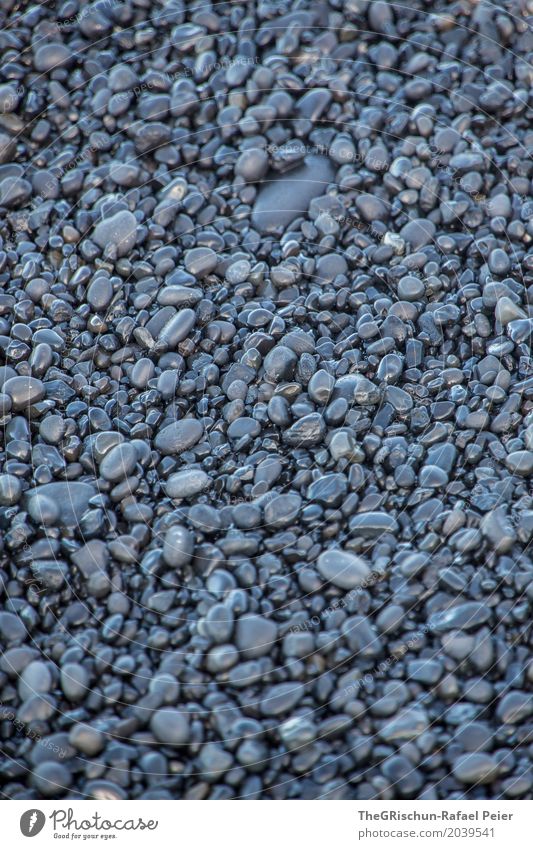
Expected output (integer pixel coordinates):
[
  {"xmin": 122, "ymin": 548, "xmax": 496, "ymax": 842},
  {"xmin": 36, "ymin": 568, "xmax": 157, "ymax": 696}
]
[
  {"xmin": 154, "ymin": 419, "xmax": 204, "ymax": 455},
  {"xmin": 24, "ymin": 482, "xmax": 96, "ymax": 529},
  {"xmin": 283, "ymin": 413, "xmax": 326, "ymax": 446},
  {"xmin": 165, "ymin": 470, "xmax": 211, "ymax": 499},
  {"xmin": 3, "ymin": 376, "xmax": 45, "ymax": 410},
  {"xmin": 150, "ymin": 708, "xmax": 190, "ymax": 745},
  {"xmin": 184, "ymin": 247, "xmax": 218, "ymax": 278},
  {"xmin": 92, "ymin": 211, "xmax": 137, "ymax": 257},
  {"xmin": 235, "ymin": 614, "xmax": 277, "ymax": 659},
  {"xmin": 452, "ymin": 753, "xmax": 499, "ymax": 785},
  {"xmin": 252, "ymin": 155, "xmax": 335, "ymax": 234},
  {"xmin": 317, "ymin": 549, "xmax": 371, "ymax": 590}
]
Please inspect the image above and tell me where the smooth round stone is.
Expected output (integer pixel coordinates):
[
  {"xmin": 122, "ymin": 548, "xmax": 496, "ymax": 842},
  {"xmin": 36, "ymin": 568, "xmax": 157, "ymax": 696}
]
[
  {"xmin": 39, "ymin": 414, "xmax": 66, "ymax": 444},
  {"xmin": 69, "ymin": 723, "xmax": 105, "ymax": 755},
  {"xmin": 109, "ymin": 162, "xmax": 140, "ymax": 186},
  {"xmin": 235, "ymin": 148, "xmax": 269, "ymax": 181},
  {"xmin": 264, "ymin": 493, "xmax": 301, "ymax": 527},
  {"xmin": 400, "ymin": 218, "xmax": 436, "ymax": 249},
  {"xmin": 252, "ymin": 155, "xmax": 335, "ymax": 234},
  {"xmin": 329, "ymin": 135, "xmax": 356, "ymax": 164},
  {"xmin": 131, "ymin": 357, "xmax": 155, "ymax": 389},
  {"xmin": 162, "ymin": 524, "xmax": 194, "ymax": 567},
  {"xmin": 385, "ymin": 385, "xmax": 413, "ymax": 413},
  {"xmin": 24, "ymin": 482, "xmax": 95, "ymax": 528},
  {"xmin": 34, "ymin": 43, "xmax": 71, "ymax": 72},
  {"xmin": 398, "ymin": 275, "xmax": 425, "ymax": 300},
  {"xmin": 32, "ymin": 761, "xmax": 72, "ymax": 797},
  {"xmin": 198, "ymin": 742, "xmax": 233, "ymax": 779},
  {"xmin": 83, "ymin": 780, "xmax": 127, "ymax": 800},
  {"xmin": 158, "ymin": 308, "xmax": 196, "ymax": 345},
  {"xmin": 235, "ymin": 613, "xmax": 277, "ymax": 659},
  {"xmin": 382, "ymin": 754, "xmax": 423, "ymax": 794},
  {"xmin": 280, "ymin": 716, "xmax": 317, "ymax": 748},
  {"xmin": 495, "ymin": 296, "xmax": 526, "ymax": 325},
  {"xmin": 19, "ymin": 661, "xmax": 52, "ymax": 702},
  {"xmin": 507, "ymin": 319, "xmax": 533, "ymax": 343},
  {"xmin": 27, "ymin": 492, "xmax": 59, "ymax": 526},
  {"xmin": 150, "ymin": 708, "xmax": 190, "ymax": 745},
  {"xmin": 184, "ymin": 247, "xmax": 217, "ymax": 277},
  {"xmin": 165, "ymin": 469, "xmax": 211, "ymax": 498},
  {"xmin": 0, "ymin": 176, "xmax": 32, "ymax": 207},
  {"xmin": 92, "ymin": 211, "xmax": 137, "ymax": 257},
  {"xmin": 154, "ymin": 419, "xmax": 203, "ymax": 455},
  {"xmin": 204, "ymin": 603, "xmax": 234, "ymax": 643},
  {"xmin": 329, "ymin": 431, "xmax": 356, "ymax": 460},
  {"xmin": 308, "ymin": 369, "xmax": 335, "ymax": 404},
  {"xmin": 506, "ymin": 451, "xmax": 533, "ymax": 476},
  {"xmin": 419, "ymin": 465, "xmax": 449, "ymax": 487},
  {"xmin": 225, "ymin": 260, "xmax": 251, "ymax": 285},
  {"xmin": 281, "ymin": 330, "xmax": 315, "ymax": 355},
  {"xmin": 428, "ymin": 601, "xmax": 490, "ymax": 632},
  {"xmin": 334, "ymin": 374, "xmax": 380, "ymax": 405},
  {"xmin": 90, "ymin": 432, "xmax": 125, "ymax": 462},
  {"xmin": 0, "ymin": 84, "xmax": 20, "ymax": 112},
  {"xmin": 263, "ymin": 345, "xmax": 298, "ymax": 381},
  {"xmin": 377, "ymin": 354, "xmax": 403, "ymax": 383},
  {"xmin": 379, "ymin": 707, "xmax": 429, "ymax": 742},
  {"xmin": 3, "ymin": 376, "xmax": 45, "ymax": 409},
  {"xmin": 307, "ymin": 473, "xmax": 347, "ymax": 507},
  {"xmin": 260, "ymin": 682, "xmax": 305, "ymax": 716},
  {"xmin": 99, "ymin": 442, "xmax": 138, "ymax": 482},
  {"xmin": 488, "ymin": 248, "xmax": 511, "ymax": 275},
  {"xmin": 227, "ymin": 417, "xmax": 261, "ymax": 440},
  {"xmin": 452, "ymin": 753, "xmax": 499, "ymax": 785},
  {"xmin": 315, "ymin": 253, "xmax": 348, "ymax": 283},
  {"xmin": 355, "ymin": 193, "xmax": 387, "ymax": 222},
  {"xmin": 496, "ymin": 692, "xmax": 533, "ymax": 724},
  {"xmin": 349, "ymin": 512, "xmax": 399, "ymax": 537},
  {"xmin": 0, "ymin": 473, "xmax": 21, "ymax": 505},
  {"xmin": 0, "ymin": 611, "xmax": 27, "ymax": 642},
  {"xmin": 60, "ymin": 663, "xmax": 89, "ymax": 702},
  {"xmin": 283, "ymin": 413, "xmax": 326, "ymax": 446},
  {"xmin": 149, "ymin": 672, "xmax": 179, "ymax": 702},
  {"xmin": 317, "ymin": 549, "xmax": 371, "ymax": 590},
  {"xmin": 487, "ymin": 194, "xmax": 512, "ymax": 217},
  {"xmin": 206, "ymin": 644, "xmax": 239, "ymax": 673},
  {"xmin": 87, "ymin": 276, "xmax": 113, "ymax": 310}
]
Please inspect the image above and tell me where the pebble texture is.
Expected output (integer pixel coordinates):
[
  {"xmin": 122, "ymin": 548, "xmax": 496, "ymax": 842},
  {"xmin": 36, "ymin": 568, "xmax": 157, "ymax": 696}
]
[{"xmin": 0, "ymin": 0, "xmax": 531, "ymax": 806}]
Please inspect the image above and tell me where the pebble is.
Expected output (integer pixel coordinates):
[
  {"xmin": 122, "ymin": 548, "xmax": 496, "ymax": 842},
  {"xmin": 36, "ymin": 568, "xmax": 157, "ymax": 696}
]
[
  {"xmin": 165, "ymin": 470, "xmax": 211, "ymax": 498},
  {"xmin": 154, "ymin": 419, "xmax": 204, "ymax": 455},
  {"xmin": 150, "ymin": 708, "xmax": 190, "ymax": 745},
  {"xmin": 32, "ymin": 762, "xmax": 72, "ymax": 797},
  {"xmin": 0, "ymin": 473, "xmax": 21, "ymax": 505},
  {"xmin": 235, "ymin": 614, "xmax": 277, "ymax": 659},
  {"xmin": 100, "ymin": 443, "xmax": 138, "ymax": 482},
  {"xmin": 317, "ymin": 549, "xmax": 371, "ymax": 590},
  {"xmin": 162, "ymin": 525, "xmax": 194, "ymax": 568},
  {"xmin": 2, "ymin": 376, "xmax": 45, "ymax": 409},
  {"xmin": 452, "ymin": 754, "xmax": 499, "ymax": 785},
  {"xmin": 252, "ymin": 155, "xmax": 335, "ymax": 233},
  {"xmin": 506, "ymin": 451, "xmax": 533, "ymax": 476},
  {"xmin": 92, "ymin": 211, "xmax": 137, "ymax": 257},
  {"xmin": 24, "ymin": 483, "xmax": 95, "ymax": 528},
  {"xmin": 0, "ymin": 0, "xmax": 531, "ymax": 804},
  {"xmin": 184, "ymin": 248, "xmax": 218, "ymax": 278}
]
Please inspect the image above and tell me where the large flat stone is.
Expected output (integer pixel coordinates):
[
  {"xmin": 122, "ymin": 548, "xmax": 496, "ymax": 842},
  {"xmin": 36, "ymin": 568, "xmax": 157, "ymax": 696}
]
[{"xmin": 252, "ymin": 155, "xmax": 336, "ymax": 234}]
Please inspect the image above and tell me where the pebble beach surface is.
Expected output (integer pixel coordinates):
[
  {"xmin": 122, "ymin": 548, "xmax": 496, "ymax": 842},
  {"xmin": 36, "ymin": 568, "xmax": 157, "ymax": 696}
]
[{"xmin": 0, "ymin": 0, "xmax": 533, "ymax": 801}]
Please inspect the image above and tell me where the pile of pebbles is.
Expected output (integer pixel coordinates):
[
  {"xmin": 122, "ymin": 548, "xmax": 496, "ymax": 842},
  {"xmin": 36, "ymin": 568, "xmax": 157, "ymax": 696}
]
[{"xmin": 1, "ymin": 0, "xmax": 533, "ymax": 801}]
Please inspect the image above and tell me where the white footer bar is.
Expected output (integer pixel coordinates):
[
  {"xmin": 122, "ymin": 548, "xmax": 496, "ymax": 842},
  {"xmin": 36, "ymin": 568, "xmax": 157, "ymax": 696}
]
[{"xmin": 4, "ymin": 800, "xmax": 532, "ymax": 848}]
